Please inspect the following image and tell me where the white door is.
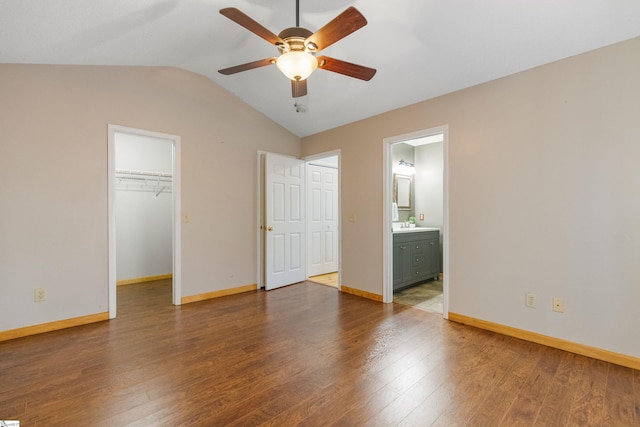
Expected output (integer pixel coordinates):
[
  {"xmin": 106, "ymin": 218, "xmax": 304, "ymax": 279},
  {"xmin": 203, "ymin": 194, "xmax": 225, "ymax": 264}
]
[
  {"xmin": 264, "ymin": 153, "xmax": 306, "ymax": 290},
  {"xmin": 307, "ymin": 164, "xmax": 338, "ymax": 276}
]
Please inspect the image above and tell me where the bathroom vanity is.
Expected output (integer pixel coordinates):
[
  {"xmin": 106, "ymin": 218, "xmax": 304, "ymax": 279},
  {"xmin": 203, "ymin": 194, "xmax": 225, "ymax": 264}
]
[{"xmin": 393, "ymin": 228, "xmax": 440, "ymax": 291}]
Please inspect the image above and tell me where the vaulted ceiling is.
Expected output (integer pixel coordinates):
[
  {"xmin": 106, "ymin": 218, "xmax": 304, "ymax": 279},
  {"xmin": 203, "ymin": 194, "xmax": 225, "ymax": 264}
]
[{"xmin": 2, "ymin": 1, "xmax": 639, "ymax": 137}]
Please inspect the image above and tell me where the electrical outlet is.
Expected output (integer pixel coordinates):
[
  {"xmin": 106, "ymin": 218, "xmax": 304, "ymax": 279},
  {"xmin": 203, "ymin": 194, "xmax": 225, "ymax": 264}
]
[
  {"xmin": 553, "ymin": 297, "xmax": 564, "ymax": 313},
  {"xmin": 34, "ymin": 288, "xmax": 47, "ymax": 302},
  {"xmin": 526, "ymin": 292, "xmax": 537, "ymax": 308}
]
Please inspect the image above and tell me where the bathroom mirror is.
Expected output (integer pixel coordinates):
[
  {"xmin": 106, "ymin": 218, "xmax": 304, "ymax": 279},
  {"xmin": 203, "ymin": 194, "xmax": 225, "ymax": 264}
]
[{"xmin": 394, "ymin": 173, "xmax": 412, "ymax": 210}]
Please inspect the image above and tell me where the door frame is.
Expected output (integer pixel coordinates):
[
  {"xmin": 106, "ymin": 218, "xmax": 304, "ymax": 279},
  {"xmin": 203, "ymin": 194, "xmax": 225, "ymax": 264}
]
[
  {"xmin": 257, "ymin": 151, "xmax": 265, "ymax": 289},
  {"xmin": 382, "ymin": 126, "xmax": 449, "ymax": 318},
  {"xmin": 303, "ymin": 150, "xmax": 341, "ymax": 288},
  {"xmin": 256, "ymin": 150, "xmax": 341, "ymax": 289},
  {"xmin": 108, "ymin": 124, "xmax": 182, "ymax": 318}
]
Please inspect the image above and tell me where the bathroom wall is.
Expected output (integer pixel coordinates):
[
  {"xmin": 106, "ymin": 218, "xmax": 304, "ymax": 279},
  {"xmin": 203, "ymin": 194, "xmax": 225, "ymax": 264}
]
[
  {"xmin": 414, "ymin": 141, "xmax": 444, "ymax": 268},
  {"xmin": 391, "ymin": 143, "xmax": 414, "ymax": 222}
]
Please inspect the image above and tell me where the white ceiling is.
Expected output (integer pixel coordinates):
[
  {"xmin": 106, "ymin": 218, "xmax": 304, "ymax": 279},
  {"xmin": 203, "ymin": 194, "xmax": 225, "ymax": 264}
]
[{"xmin": 2, "ymin": 1, "xmax": 640, "ymax": 137}]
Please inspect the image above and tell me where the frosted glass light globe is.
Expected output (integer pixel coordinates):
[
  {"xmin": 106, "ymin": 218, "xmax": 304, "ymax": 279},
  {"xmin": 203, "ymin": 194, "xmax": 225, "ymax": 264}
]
[{"xmin": 276, "ymin": 51, "xmax": 318, "ymax": 81}]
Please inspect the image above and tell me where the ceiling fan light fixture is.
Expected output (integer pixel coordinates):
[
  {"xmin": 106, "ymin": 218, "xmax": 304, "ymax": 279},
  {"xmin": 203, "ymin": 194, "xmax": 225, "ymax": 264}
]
[{"xmin": 276, "ymin": 51, "xmax": 318, "ymax": 81}]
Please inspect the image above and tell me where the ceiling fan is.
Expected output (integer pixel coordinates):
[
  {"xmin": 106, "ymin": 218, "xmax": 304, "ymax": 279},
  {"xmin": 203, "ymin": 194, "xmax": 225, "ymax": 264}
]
[{"xmin": 218, "ymin": 1, "xmax": 376, "ymax": 98}]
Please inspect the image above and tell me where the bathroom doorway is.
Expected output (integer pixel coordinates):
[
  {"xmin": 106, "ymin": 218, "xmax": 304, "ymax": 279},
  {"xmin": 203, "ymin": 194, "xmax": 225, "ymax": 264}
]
[
  {"xmin": 108, "ymin": 125, "xmax": 182, "ymax": 318},
  {"xmin": 383, "ymin": 126, "xmax": 449, "ymax": 317}
]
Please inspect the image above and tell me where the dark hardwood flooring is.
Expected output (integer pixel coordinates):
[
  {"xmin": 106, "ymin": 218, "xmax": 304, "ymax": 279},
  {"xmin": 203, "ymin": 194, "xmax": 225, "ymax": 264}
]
[{"xmin": 1, "ymin": 280, "xmax": 638, "ymax": 426}]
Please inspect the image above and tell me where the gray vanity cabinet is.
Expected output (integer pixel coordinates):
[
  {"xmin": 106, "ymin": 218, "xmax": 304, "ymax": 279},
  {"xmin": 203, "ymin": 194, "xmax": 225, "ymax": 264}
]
[{"xmin": 393, "ymin": 230, "xmax": 440, "ymax": 291}]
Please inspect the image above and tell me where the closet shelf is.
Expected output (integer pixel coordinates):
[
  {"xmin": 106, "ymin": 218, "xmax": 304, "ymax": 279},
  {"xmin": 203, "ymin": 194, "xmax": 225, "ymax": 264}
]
[{"xmin": 115, "ymin": 169, "xmax": 173, "ymax": 193}]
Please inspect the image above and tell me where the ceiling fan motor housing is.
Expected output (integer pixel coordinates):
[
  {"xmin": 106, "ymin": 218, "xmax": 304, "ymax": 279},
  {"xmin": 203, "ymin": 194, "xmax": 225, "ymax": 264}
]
[{"xmin": 277, "ymin": 27, "xmax": 315, "ymax": 53}]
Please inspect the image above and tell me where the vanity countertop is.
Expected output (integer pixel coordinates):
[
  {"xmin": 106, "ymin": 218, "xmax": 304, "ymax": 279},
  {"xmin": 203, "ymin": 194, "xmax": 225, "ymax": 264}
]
[{"xmin": 393, "ymin": 226, "xmax": 439, "ymax": 234}]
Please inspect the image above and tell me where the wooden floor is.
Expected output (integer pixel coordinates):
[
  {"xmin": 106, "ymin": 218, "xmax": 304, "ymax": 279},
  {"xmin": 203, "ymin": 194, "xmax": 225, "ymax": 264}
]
[
  {"xmin": 307, "ymin": 272, "xmax": 339, "ymax": 288},
  {"xmin": 1, "ymin": 280, "xmax": 638, "ymax": 426}
]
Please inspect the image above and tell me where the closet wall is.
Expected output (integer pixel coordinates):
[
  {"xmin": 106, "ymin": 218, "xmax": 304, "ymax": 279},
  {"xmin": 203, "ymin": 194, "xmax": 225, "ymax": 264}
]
[{"xmin": 115, "ymin": 133, "xmax": 173, "ymax": 281}]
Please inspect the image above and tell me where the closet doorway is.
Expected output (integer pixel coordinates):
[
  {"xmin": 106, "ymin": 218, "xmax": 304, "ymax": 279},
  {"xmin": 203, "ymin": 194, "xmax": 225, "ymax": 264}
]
[
  {"xmin": 256, "ymin": 151, "xmax": 340, "ymax": 290},
  {"xmin": 305, "ymin": 153, "xmax": 340, "ymax": 288},
  {"xmin": 108, "ymin": 125, "xmax": 182, "ymax": 318}
]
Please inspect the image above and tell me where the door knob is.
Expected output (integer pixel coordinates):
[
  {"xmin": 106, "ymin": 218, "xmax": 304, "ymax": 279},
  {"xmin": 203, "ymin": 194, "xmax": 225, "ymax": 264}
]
[{"xmin": 267, "ymin": 226, "xmax": 273, "ymax": 231}]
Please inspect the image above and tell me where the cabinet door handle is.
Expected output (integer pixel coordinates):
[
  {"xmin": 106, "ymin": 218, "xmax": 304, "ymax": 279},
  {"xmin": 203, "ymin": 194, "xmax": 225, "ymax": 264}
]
[
  {"xmin": 400, "ymin": 246, "xmax": 406, "ymax": 250},
  {"xmin": 429, "ymin": 242, "xmax": 435, "ymax": 245}
]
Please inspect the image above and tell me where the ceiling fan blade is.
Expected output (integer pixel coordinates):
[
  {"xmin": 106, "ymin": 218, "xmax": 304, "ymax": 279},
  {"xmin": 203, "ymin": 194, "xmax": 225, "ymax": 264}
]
[
  {"xmin": 317, "ymin": 56, "xmax": 376, "ymax": 81},
  {"xmin": 218, "ymin": 58, "xmax": 277, "ymax": 75},
  {"xmin": 220, "ymin": 8, "xmax": 284, "ymax": 45},
  {"xmin": 291, "ymin": 79, "xmax": 308, "ymax": 98},
  {"xmin": 306, "ymin": 7, "xmax": 367, "ymax": 52}
]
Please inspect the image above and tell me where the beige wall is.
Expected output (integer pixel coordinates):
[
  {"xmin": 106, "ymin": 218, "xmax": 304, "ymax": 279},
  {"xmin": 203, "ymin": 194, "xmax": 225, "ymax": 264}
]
[
  {"xmin": 301, "ymin": 37, "xmax": 640, "ymax": 358},
  {"xmin": 0, "ymin": 64, "xmax": 299, "ymax": 331}
]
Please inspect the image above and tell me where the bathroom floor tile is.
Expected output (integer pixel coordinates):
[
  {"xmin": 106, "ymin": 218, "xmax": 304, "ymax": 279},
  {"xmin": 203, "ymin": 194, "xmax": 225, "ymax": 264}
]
[{"xmin": 394, "ymin": 279, "xmax": 443, "ymax": 314}]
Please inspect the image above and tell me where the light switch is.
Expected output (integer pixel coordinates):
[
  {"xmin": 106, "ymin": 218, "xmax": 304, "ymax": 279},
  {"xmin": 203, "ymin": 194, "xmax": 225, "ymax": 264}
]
[
  {"xmin": 182, "ymin": 212, "xmax": 191, "ymax": 223},
  {"xmin": 348, "ymin": 212, "xmax": 357, "ymax": 222}
]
